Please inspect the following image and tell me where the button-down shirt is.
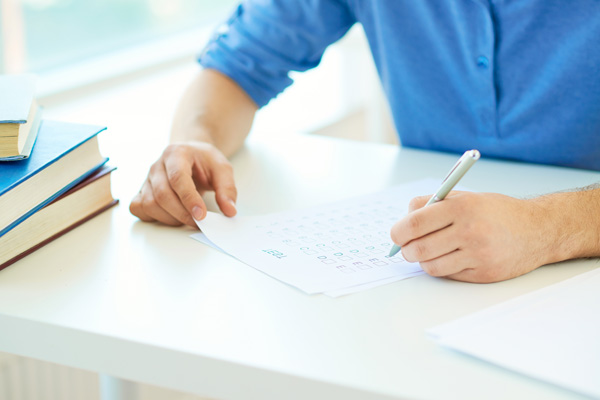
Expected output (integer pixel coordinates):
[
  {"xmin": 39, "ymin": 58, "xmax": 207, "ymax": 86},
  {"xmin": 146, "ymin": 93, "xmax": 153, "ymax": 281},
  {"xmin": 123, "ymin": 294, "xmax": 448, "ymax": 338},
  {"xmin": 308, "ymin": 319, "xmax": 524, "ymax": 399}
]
[{"xmin": 199, "ymin": 1, "xmax": 600, "ymax": 170}]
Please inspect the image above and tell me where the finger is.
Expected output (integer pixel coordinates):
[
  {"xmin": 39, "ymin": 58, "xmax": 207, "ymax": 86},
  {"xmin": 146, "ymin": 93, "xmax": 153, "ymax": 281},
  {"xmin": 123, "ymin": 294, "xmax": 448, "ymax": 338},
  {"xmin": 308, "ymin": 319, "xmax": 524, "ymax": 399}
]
[
  {"xmin": 149, "ymin": 161, "xmax": 197, "ymax": 227},
  {"xmin": 408, "ymin": 195, "xmax": 430, "ymax": 212},
  {"xmin": 163, "ymin": 154, "xmax": 207, "ymax": 221},
  {"xmin": 419, "ymin": 249, "xmax": 473, "ymax": 278},
  {"xmin": 446, "ymin": 264, "xmax": 506, "ymax": 283},
  {"xmin": 400, "ymin": 224, "xmax": 461, "ymax": 263},
  {"xmin": 391, "ymin": 201, "xmax": 454, "ymax": 247},
  {"xmin": 140, "ymin": 179, "xmax": 183, "ymax": 226},
  {"xmin": 445, "ymin": 269, "xmax": 480, "ymax": 283},
  {"xmin": 208, "ymin": 159, "xmax": 238, "ymax": 217},
  {"xmin": 129, "ymin": 190, "xmax": 154, "ymax": 222}
]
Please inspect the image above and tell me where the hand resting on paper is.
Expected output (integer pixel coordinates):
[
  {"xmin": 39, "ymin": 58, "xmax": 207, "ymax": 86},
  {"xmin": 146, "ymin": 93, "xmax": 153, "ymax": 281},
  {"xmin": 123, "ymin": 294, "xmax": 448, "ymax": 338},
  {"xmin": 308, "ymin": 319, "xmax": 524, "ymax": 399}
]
[
  {"xmin": 390, "ymin": 190, "xmax": 600, "ymax": 283},
  {"xmin": 129, "ymin": 142, "xmax": 237, "ymax": 228}
]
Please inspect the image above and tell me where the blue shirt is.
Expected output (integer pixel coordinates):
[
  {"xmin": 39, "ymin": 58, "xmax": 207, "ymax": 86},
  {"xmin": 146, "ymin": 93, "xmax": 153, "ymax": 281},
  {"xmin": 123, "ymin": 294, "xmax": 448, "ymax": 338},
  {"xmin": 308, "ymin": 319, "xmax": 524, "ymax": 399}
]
[{"xmin": 199, "ymin": 1, "xmax": 600, "ymax": 170}]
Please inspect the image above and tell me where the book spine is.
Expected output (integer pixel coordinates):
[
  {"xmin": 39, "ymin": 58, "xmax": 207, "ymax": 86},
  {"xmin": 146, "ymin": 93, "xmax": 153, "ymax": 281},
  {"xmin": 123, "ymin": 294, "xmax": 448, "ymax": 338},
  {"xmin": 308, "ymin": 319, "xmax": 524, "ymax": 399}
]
[
  {"xmin": 0, "ymin": 200, "xmax": 119, "ymax": 272},
  {"xmin": 0, "ymin": 158, "xmax": 109, "ymax": 237}
]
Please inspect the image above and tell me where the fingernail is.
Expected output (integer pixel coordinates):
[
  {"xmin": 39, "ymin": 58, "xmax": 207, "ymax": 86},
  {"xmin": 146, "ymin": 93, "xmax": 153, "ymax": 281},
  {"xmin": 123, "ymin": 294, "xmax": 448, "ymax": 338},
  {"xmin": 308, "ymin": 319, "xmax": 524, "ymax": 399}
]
[
  {"xmin": 192, "ymin": 206, "xmax": 204, "ymax": 220},
  {"xmin": 228, "ymin": 199, "xmax": 236, "ymax": 208}
]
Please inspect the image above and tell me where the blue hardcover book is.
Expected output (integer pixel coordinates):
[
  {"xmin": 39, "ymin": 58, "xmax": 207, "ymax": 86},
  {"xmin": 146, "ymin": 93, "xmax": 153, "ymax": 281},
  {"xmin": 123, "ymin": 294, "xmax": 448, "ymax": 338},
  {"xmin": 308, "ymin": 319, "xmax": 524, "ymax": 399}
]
[{"xmin": 0, "ymin": 120, "xmax": 108, "ymax": 237}]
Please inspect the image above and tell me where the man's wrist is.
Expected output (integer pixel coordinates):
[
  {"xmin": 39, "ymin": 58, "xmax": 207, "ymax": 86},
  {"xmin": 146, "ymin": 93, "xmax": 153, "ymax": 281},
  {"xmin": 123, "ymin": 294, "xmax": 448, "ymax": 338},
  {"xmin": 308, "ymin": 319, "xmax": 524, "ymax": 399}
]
[{"xmin": 530, "ymin": 190, "xmax": 600, "ymax": 265}]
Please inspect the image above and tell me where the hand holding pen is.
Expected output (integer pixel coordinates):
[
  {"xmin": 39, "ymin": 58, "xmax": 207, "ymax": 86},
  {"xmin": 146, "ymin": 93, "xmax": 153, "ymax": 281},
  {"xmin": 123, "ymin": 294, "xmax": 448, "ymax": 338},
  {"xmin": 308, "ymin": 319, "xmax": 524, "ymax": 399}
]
[
  {"xmin": 388, "ymin": 149, "xmax": 559, "ymax": 283},
  {"xmin": 389, "ymin": 150, "xmax": 480, "ymax": 257}
]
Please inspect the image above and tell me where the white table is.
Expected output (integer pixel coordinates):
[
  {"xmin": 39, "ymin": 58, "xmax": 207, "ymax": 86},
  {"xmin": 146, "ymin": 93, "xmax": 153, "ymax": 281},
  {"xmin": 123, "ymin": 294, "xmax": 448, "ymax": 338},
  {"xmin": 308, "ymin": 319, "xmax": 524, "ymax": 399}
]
[{"xmin": 0, "ymin": 131, "xmax": 598, "ymax": 400}]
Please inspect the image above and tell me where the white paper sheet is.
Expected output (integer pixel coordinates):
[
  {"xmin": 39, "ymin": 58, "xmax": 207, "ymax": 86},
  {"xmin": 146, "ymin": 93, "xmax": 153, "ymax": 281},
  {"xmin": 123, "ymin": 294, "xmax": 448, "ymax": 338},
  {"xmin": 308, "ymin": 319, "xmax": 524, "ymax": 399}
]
[
  {"xmin": 191, "ymin": 231, "xmax": 423, "ymax": 297},
  {"xmin": 192, "ymin": 179, "xmax": 447, "ymax": 295},
  {"xmin": 428, "ymin": 268, "xmax": 600, "ymax": 398}
]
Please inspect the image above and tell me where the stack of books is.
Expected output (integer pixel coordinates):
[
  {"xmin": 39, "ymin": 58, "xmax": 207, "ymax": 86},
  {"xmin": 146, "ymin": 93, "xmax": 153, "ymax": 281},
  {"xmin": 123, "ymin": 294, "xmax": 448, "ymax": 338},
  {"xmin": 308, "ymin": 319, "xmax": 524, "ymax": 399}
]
[{"xmin": 0, "ymin": 76, "xmax": 118, "ymax": 271}]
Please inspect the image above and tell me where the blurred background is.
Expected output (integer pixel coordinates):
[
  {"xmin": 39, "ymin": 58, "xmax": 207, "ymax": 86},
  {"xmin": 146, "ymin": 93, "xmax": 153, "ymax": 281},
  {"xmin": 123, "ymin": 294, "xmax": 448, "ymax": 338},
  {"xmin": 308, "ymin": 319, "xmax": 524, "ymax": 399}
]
[{"xmin": 1, "ymin": 0, "xmax": 237, "ymax": 73}]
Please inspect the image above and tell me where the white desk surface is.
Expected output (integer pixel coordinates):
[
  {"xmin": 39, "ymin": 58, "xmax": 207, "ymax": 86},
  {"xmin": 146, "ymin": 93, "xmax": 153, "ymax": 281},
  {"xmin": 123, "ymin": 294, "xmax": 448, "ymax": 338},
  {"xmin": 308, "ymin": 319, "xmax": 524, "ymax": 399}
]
[{"xmin": 1, "ymin": 129, "xmax": 599, "ymax": 400}]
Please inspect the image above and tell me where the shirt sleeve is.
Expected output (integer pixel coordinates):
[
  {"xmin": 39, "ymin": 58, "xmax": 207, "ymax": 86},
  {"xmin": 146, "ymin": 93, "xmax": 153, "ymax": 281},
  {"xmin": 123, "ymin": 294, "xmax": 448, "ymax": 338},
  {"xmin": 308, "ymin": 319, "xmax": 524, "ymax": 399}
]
[{"xmin": 198, "ymin": 0, "xmax": 356, "ymax": 107}]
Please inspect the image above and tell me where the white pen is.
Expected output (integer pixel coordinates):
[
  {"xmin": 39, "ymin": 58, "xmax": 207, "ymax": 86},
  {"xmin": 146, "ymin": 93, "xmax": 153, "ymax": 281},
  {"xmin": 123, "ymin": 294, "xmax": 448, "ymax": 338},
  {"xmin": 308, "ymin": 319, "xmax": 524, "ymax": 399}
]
[{"xmin": 388, "ymin": 149, "xmax": 481, "ymax": 257}]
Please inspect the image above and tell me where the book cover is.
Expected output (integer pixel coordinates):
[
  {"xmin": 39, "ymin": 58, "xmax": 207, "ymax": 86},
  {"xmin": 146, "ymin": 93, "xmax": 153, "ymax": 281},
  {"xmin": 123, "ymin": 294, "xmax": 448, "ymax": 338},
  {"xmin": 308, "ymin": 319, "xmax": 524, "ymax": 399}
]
[
  {"xmin": 0, "ymin": 120, "xmax": 108, "ymax": 236},
  {"xmin": 0, "ymin": 165, "xmax": 118, "ymax": 271},
  {"xmin": 0, "ymin": 74, "xmax": 36, "ymax": 126}
]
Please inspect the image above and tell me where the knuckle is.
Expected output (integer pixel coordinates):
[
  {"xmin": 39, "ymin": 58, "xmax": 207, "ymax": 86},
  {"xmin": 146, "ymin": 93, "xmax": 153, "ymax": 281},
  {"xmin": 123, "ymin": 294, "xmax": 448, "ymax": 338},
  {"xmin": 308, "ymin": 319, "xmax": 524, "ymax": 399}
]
[
  {"xmin": 167, "ymin": 168, "xmax": 185, "ymax": 186},
  {"xmin": 477, "ymin": 244, "xmax": 493, "ymax": 259},
  {"xmin": 223, "ymin": 183, "xmax": 238, "ymax": 196},
  {"xmin": 413, "ymin": 241, "xmax": 427, "ymax": 259},
  {"xmin": 153, "ymin": 187, "xmax": 171, "ymax": 204},
  {"xmin": 140, "ymin": 192, "xmax": 158, "ymax": 210},
  {"xmin": 470, "ymin": 233, "xmax": 494, "ymax": 257},
  {"xmin": 142, "ymin": 197, "xmax": 158, "ymax": 213},
  {"xmin": 406, "ymin": 214, "xmax": 422, "ymax": 235},
  {"xmin": 422, "ymin": 260, "xmax": 441, "ymax": 277},
  {"xmin": 149, "ymin": 162, "xmax": 161, "ymax": 175},
  {"xmin": 459, "ymin": 220, "xmax": 488, "ymax": 245},
  {"xmin": 463, "ymin": 218, "xmax": 476, "ymax": 233},
  {"xmin": 451, "ymin": 195, "xmax": 469, "ymax": 213},
  {"xmin": 164, "ymin": 143, "xmax": 183, "ymax": 157},
  {"xmin": 458, "ymin": 221, "xmax": 476, "ymax": 242},
  {"xmin": 179, "ymin": 190, "xmax": 198, "ymax": 205},
  {"xmin": 402, "ymin": 241, "xmax": 427, "ymax": 262},
  {"xmin": 457, "ymin": 193, "xmax": 480, "ymax": 212},
  {"xmin": 220, "ymin": 160, "xmax": 234, "ymax": 171}
]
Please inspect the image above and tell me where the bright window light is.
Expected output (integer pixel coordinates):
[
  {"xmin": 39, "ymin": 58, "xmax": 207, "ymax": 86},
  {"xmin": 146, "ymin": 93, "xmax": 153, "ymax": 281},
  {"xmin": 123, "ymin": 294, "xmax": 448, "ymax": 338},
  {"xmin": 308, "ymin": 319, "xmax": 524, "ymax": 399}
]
[{"xmin": 0, "ymin": 0, "xmax": 239, "ymax": 74}]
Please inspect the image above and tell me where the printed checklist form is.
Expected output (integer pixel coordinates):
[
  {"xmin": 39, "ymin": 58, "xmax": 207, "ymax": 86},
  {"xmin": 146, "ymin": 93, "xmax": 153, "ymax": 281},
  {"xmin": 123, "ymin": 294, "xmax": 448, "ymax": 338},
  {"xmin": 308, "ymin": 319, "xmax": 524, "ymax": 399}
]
[{"xmin": 193, "ymin": 179, "xmax": 443, "ymax": 296}]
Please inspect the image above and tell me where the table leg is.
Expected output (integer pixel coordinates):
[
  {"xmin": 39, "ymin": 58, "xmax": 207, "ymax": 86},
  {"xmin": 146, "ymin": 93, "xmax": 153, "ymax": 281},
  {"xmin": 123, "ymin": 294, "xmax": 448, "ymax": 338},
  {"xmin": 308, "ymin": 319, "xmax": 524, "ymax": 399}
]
[{"xmin": 99, "ymin": 374, "xmax": 139, "ymax": 400}]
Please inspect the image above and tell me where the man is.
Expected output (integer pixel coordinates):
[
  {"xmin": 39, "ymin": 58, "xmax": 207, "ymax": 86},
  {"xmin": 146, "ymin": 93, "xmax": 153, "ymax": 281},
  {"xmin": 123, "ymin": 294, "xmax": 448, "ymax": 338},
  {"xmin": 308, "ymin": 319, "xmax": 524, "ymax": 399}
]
[{"xmin": 130, "ymin": 1, "xmax": 600, "ymax": 283}]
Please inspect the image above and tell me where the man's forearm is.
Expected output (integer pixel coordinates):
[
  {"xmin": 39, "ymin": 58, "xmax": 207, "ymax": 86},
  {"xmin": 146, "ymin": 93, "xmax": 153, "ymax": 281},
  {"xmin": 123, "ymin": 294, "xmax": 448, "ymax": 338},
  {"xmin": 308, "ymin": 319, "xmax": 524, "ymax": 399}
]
[
  {"xmin": 170, "ymin": 68, "xmax": 258, "ymax": 158},
  {"xmin": 534, "ymin": 185, "xmax": 600, "ymax": 264}
]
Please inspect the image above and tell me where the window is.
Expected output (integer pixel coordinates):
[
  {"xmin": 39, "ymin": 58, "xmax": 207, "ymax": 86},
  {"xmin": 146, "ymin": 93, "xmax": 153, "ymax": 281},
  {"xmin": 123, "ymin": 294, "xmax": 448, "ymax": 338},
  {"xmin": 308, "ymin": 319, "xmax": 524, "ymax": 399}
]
[{"xmin": 0, "ymin": 0, "xmax": 238, "ymax": 83}]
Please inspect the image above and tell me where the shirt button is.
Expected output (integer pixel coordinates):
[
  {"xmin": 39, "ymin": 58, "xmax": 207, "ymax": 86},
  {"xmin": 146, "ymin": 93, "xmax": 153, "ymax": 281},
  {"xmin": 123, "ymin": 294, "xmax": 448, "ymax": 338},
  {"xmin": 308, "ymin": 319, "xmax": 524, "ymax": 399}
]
[{"xmin": 477, "ymin": 56, "xmax": 489, "ymax": 69}]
